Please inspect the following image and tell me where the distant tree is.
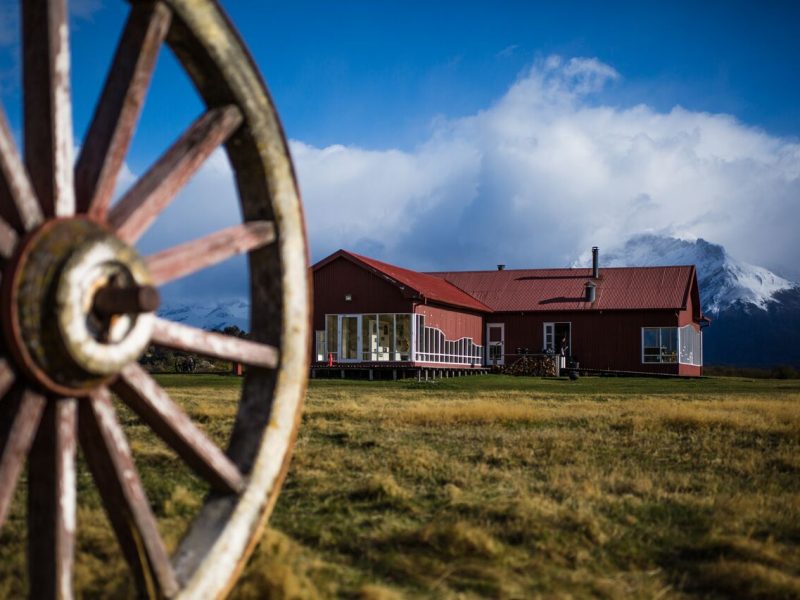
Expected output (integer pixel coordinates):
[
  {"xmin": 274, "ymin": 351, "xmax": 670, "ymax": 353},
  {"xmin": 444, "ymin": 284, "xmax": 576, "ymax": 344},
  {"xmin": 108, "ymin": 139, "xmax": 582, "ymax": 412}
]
[
  {"xmin": 771, "ymin": 364, "xmax": 799, "ymax": 379},
  {"xmin": 223, "ymin": 325, "xmax": 248, "ymax": 338},
  {"xmin": 211, "ymin": 325, "xmax": 249, "ymax": 339}
]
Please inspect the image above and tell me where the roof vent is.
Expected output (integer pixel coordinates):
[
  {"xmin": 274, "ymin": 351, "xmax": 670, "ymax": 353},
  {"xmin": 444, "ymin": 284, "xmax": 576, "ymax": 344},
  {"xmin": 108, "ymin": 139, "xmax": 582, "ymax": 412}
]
[
  {"xmin": 592, "ymin": 246, "xmax": 599, "ymax": 279},
  {"xmin": 497, "ymin": 264, "xmax": 506, "ymax": 271},
  {"xmin": 585, "ymin": 280, "xmax": 597, "ymax": 303}
]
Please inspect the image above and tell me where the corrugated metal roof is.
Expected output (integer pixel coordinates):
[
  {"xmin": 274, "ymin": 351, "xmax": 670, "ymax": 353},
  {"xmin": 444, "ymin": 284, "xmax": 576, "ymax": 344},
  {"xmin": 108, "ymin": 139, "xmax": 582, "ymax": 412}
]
[
  {"xmin": 428, "ymin": 266, "xmax": 696, "ymax": 312},
  {"xmin": 312, "ymin": 250, "xmax": 492, "ymax": 312}
]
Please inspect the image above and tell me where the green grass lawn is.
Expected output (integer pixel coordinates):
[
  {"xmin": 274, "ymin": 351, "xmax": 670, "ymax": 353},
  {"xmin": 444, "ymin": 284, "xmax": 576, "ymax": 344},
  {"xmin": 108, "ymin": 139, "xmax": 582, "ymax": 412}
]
[{"xmin": 1, "ymin": 375, "xmax": 799, "ymax": 599}]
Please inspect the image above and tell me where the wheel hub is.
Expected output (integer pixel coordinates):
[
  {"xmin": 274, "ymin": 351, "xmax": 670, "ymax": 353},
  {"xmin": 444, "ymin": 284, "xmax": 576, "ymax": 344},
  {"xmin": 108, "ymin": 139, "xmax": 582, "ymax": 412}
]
[{"xmin": 1, "ymin": 218, "xmax": 156, "ymax": 395}]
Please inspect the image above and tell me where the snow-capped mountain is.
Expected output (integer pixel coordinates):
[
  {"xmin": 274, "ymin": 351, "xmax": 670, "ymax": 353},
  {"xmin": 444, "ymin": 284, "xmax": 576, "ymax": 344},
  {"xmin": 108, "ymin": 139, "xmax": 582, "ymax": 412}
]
[
  {"xmin": 595, "ymin": 234, "xmax": 800, "ymax": 367},
  {"xmin": 158, "ymin": 298, "xmax": 250, "ymax": 331},
  {"xmin": 598, "ymin": 234, "xmax": 797, "ymax": 314}
]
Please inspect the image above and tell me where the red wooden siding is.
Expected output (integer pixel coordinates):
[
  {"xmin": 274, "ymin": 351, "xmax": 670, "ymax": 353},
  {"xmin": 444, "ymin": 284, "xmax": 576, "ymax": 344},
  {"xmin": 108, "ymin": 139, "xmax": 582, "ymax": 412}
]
[
  {"xmin": 415, "ymin": 303, "xmax": 484, "ymax": 345},
  {"xmin": 491, "ymin": 309, "xmax": 698, "ymax": 375},
  {"xmin": 312, "ymin": 256, "xmax": 413, "ymax": 331},
  {"xmin": 679, "ymin": 278, "xmax": 702, "ymax": 326}
]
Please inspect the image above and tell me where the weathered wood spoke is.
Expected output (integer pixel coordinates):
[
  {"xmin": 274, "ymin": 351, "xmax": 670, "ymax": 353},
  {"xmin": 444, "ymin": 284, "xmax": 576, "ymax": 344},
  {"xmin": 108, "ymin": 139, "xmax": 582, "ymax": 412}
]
[
  {"xmin": 152, "ymin": 317, "xmax": 279, "ymax": 369},
  {"xmin": 0, "ymin": 218, "xmax": 18, "ymax": 259},
  {"xmin": 79, "ymin": 388, "xmax": 179, "ymax": 598},
  {"xmin": 0, "ymin": 388, "xmax": 44, "ymax": 530},
  {"xmin": 76, "ymin": 2, "xmax": 172, "ymax": 219},
  {"xmin": 28, "ymin": 398, "xmax": 77, "ymax": 599},
  {"xmin": 145, "ymin": 220, "xmax": 276, "ymax": 285},
  {"xmin": 108, "ymin": 106, "xmax": 243, "ymax": 244},
  {"xmin": 0, "ymin": 108, "xmax": 43, "ymax": 231},
  {"xmin": 113, "ymin": 363, "xmax": 244, "ymax": 494},
  {"xmin": 22, "ymin": 0, "xmax": 75, "ymax": 218},
  {"xmin": 0, "ymin": 359, "xmax": 16, "ymax": 399}
]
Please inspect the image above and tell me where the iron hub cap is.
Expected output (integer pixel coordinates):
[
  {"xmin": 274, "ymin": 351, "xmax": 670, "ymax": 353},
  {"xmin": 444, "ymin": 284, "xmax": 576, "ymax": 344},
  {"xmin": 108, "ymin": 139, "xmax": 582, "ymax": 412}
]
[{"xmin": 2, "ymin": 218, "xmax": 156, "ymax": 396}]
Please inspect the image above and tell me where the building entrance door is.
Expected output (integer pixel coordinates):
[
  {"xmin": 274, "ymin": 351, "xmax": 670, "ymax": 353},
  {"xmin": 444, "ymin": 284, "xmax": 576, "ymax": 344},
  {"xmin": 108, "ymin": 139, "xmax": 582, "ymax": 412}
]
[
  {"xmin": 339, "ymin": 315, "xmax": 361, "ymax": 361},
  {"xmin": 544, "ymin": 322, "xmax": 571, "ymax": 356},
  {"xmin": 487, "ymin": 323, "xmax": 505, "ymax": 366}
]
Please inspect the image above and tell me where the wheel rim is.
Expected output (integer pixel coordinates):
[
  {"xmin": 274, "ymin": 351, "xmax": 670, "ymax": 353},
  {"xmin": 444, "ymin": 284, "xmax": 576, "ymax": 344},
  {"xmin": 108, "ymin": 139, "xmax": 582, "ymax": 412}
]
[{"xmin": 0, "ymin": 1, "xmax": 310, "ymax": 598}]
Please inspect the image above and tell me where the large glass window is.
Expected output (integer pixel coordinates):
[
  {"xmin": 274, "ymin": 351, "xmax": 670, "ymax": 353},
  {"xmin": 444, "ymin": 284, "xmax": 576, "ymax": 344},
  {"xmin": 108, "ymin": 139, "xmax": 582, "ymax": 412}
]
[
  {"xmin": 396, "ymin": 314, "xmax": 411, "ymax": 360},
  {"xmin": 324, "ymin": 312, "xmax": 483, "ymax": 365},
  {"xmin": 315, "ymin": 331, "xmax": 326, "ymax": 361},
  {"xmin": 341, "ymin": 316, "xmax": 359, "ymax": 360},
  {"xmin": 379, "ymin": 314, "xmax": 394, "ymax": 360},
  {"xmin": 325, "ymin": 315, "xmax": 338, "ymax": 360},
  {"xmin": 362, "ymin": 315, "xmax": 378, "ymax": 361},
  {"xmin": 642, "ymin": 327, "xmax": 678, "ymax": 363},
  {"xmin": 679, "ymin": 325, "xmax": 703, "ymax": 366}
]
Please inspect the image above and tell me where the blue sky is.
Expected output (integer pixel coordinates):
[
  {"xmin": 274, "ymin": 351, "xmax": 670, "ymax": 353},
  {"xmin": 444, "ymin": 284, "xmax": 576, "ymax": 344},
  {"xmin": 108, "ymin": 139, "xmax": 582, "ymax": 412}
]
[{"xmin": 0, "ymin": 0, "xmax": 799, "ymax": 300}]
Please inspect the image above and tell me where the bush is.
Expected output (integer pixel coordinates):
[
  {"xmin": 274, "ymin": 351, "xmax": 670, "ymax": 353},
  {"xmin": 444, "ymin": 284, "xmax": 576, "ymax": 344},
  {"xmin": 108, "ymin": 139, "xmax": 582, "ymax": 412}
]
[
  {"xmin": 771, "ymin": 364, "xmax": 799, "ymax": 379},
  {"xmin": 704, "ymin": 365, "xmax": 800, "ymax": 379}
]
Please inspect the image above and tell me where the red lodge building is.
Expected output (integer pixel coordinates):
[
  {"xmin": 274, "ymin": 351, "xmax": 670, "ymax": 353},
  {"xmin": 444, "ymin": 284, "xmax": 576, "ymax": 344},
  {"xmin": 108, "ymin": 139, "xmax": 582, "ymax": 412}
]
[{"xmin": 311, "ymin": 248, "xmax": 706, "ymax": 377}]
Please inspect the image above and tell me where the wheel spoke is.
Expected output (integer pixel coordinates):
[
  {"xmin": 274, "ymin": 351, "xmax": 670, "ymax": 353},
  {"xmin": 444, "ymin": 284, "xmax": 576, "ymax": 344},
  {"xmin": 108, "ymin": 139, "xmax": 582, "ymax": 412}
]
[
  {"xmin": 113, "ymin": 363, "xmax": 244, "ymax": 494},
  {"xmin": 22, "ymin": 0, "xmax": 75, "ymax": 218},
  {"xmin": 0, "ymin": 388, "xmax": 45, "ymax": 530},
  {"xmin": 0, "ymin": 218, "xmax": 18, "ymax": 259},
  {"xmin": 0, "ymin": 358, "xmax": 15, "ymax": 399},
  {"xmin": 79, "ymin": 388, "xmax": 179, "ymax": 598},
  {"xmin": 151, "ymin": 317, "xmax": 279, "ymax": 368},
  {"xmin": 108, "ymin": 106, "xmax": 243, "ymax": 244},
  {"xmin": 75, "ymin": 2, "xmax": 172, "ymax": 219},
  {"xmin": 145, "ymin": 220, "xmax": 275, "ymax": 285},
  {"xmin": 28, "ymin": 397, "xmax": 77, "ymax": 599},
  {"xmin": 0, "ymin": 108, "xmax": 43, "ymax": 231}
]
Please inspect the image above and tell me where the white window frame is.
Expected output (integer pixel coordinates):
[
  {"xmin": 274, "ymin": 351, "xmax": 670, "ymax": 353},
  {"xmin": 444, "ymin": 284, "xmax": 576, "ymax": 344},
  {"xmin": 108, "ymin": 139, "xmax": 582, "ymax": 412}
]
[{"xmin": 641, "ymin": 327, "xmax": 679, "ymax": 364}]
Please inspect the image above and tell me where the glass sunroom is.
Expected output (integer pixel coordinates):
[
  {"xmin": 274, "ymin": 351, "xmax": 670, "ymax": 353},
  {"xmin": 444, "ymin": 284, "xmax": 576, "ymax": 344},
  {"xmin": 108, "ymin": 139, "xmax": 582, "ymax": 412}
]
[
  {"xmin": 316, "ymin": 313, "xmax": 483, "ymax": 365},
  {"xmin": 641, "ymin": 325, "xmax": 702, "ymax": 366}
]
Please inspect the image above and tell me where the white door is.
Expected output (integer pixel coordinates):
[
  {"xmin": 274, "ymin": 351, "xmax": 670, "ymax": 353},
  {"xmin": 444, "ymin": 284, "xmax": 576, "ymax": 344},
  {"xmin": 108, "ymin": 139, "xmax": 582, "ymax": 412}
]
[
  {"xmin": 486, "ymin": 323, "xmax": 505, "ymax": 366},
  {"xmin": 338, "ymin": 315, "xmax": 361, "ymax": 361}
]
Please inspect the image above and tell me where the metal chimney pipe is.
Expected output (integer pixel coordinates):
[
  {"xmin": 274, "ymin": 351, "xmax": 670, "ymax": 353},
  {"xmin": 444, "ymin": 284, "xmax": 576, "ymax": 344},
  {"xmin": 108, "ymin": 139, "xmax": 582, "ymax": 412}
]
[
  {"xmin": 592, "ymin": 246, "xmax": 599, "ymax": 278},
  {"xmin": 497, "ymin": 264, "xmax": 506, "ymax": 271}
]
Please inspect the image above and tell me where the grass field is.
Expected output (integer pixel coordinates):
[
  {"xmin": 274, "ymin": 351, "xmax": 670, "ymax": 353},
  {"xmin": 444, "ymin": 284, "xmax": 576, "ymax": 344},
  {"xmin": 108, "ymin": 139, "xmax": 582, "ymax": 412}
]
[{"xmin": 1, "ymin": 375, "xmax": 799, "ymax": 598}]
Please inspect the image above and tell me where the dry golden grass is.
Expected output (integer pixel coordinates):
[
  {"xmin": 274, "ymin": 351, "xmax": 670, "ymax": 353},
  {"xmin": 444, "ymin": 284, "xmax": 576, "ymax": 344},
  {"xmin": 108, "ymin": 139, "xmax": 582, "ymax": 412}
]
[
  {"xmin": 0, "ymin": 374, "xmax": 798, "ymax": 599},
  {"xmin": 268, "ymin": 377, "xmax": 800, "ymax": 599}
]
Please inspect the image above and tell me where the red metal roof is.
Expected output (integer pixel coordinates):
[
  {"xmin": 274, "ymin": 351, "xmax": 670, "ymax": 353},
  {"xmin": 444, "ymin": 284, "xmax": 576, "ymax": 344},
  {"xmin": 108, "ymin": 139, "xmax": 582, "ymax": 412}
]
[
  {"xmin": 313, "ymin": 250, "xmax": 698, "ymax": 314},
  {"xmin": 428, "ymin": 266, "xmax": 697, "ymax": 312},
  {"xmin": 312, "ymin": 250, "xmax": 491, "ymax": 312}
]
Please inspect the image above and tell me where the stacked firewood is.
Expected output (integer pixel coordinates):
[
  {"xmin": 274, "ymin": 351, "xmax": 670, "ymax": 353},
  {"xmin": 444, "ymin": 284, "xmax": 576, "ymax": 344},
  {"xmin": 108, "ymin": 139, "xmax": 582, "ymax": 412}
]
[{"xmin": 503, "ymin": 354, "xmax": 558, "ymax": 377}]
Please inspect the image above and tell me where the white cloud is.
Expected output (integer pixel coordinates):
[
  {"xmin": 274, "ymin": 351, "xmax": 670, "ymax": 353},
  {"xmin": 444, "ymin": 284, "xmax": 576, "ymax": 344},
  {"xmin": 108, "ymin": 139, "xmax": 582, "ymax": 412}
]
[
  {"xmin": 290, "ymin": 55, "xmax": 800, "ymax": 278},
  {"xmin": 495, "ymin": 44, "xmax": 519, "ymax": 59},
  {"xmin": 120, "ymin": 54, "xmax": 800, "ymax": 302}
]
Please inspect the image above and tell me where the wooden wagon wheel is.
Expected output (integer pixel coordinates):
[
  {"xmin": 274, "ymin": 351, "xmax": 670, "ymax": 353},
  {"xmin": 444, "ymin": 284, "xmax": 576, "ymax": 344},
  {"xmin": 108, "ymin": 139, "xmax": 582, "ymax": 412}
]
[{"xmin": 0, "ymin": 0, "xmax": 310, "ymax": 597}]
